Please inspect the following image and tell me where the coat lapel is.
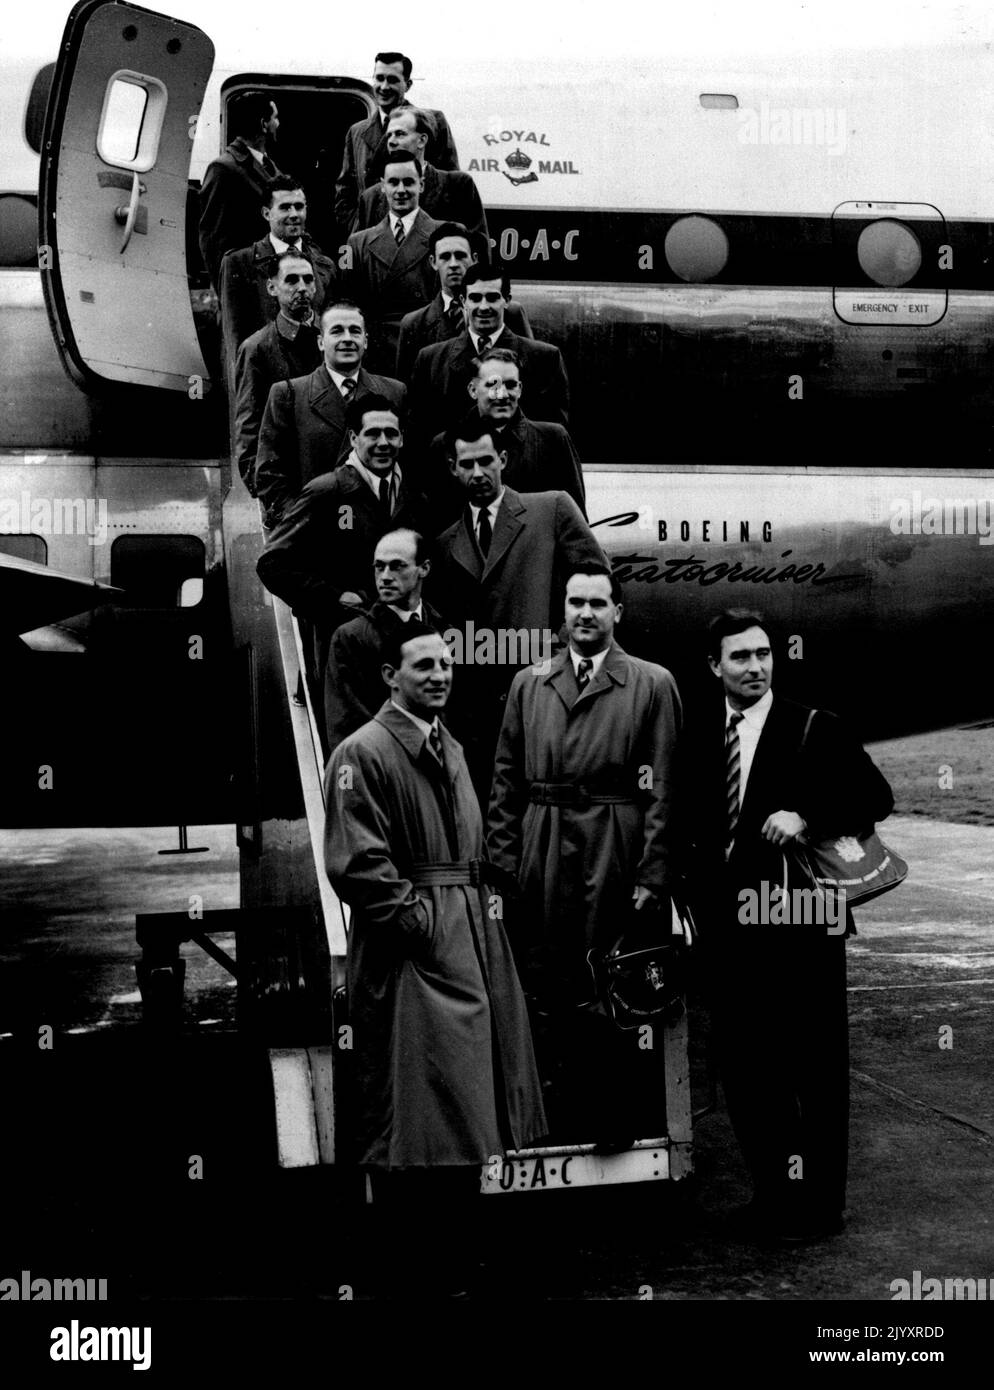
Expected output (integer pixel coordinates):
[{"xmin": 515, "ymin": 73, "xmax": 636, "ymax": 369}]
[
  {"xmin": 387, "ymin": 209, "xmax": 431, "ymax": 280},
  {"xmin": 569, "ymin": 641, "xmax": 629, "ymax": 711},
  {"xmin": 308, "ymin": 366, "xmax": 346, "ymax": 430},
  {"xmin": 368, "ymin": 218, "xmax": 399, "ymax": 271},
  {"xmin": 481, "ymin": 487, "xmax": 525, "ymax": 582},
  {"xmin": 449, "ymin": 510, "xmax": 484, "ymax": 581}
]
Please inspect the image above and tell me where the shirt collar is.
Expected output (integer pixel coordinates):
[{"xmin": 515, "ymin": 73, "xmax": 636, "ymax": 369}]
[
  {"xmin": 469, "ymin": 487, "xmax": 505, "ymax": 522},
  {"xmin": 268, "ymin": 231, "xmax": 303, "ymax": 255},
  {"xmin": 570, "ymin": 643, "xmax": 610, "ymax": 679},
  {"xmin": 726, "ymin": 688, "xmax": 774, "ymax": 728},
  {"xmin": 328, "ymin": 366, "xmax": 360, "ymax": 392},
  {"xmin": 277, "ymin": 309, "xmax": 315, "ymax": 340},
  {"xmin": 390, "ymin": 699, "xmax": 438, "ymax": 741},
  {"xmin": 391, "ymin": 601, "xmax": 424, "ymax": 621},
  {"xmin": 391, "ymin": 207, "xmax": 419, "ymax": 237},
  {"xmin": 469, "ymin": 324, "xmax": 505, "ymax": 352},
  {"xmin": 348, "ymin": 449, "xmax": 401, "ymax": 499}
]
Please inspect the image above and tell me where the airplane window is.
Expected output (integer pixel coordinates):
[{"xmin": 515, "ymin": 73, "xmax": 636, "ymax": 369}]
[
  {"xmin": 857, "ymin": 219, "xmax": 922, "ymax": 288},
  {"xmin": 664, "ymin": 215, "xmax": 730, "ymax": 282},
  {"xmin": 96, "ymin": 72, "xmax": 167, "ymax": 173},
  {"xmin": 0, "ymin": 195, "xmax": 38, "ymax": 267},
  {"xmin": 699, "ymin": 94, "xmax": 739, "ymax": 109},
  {"xmin": 110, "ymin": 535, "xmax": 204, "ymax": 608},
  {"xmin": 0, "ymin": 535, "xmax": 47, "ymax": 566},
  {"xmin": 179, "ymin": 577, "xmax": 204, "ymax": 608}
]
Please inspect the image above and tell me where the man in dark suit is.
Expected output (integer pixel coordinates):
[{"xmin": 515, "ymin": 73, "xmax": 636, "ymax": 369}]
[
  {"xmin": 682, "ymin": 609, "xmax": 894, "ymax": 1245},
  {"xmin": 324, "ymin": 527, "xmax": 444, "ymax": 750},
  {"xmin": 334, "ymin": 51, "xmax": 459, "ymax": 239},
  {"xmin": 257, "ymin": 395, "xmax": 428, "ymax": 692},
  {"xmin": 352, "ymin": 108, "xmax": 486, "ymax": 243},
  {"xmin": 218, "ymin": 178, "xmax": 336, "ymax": 377},
  {"xmin": 423, "ymin": 347, "xmax": 585, "ymax": 525},
  {"xmin": 343, "ymin": 152, "xmax": 442, "ymax": 373},
  {"xmin": 254, "ymin": 301, "xmax": 406, "ymax": 529},
  {"xmin": 232, "ymin": 252, "xmax": 322, "ymax": 496},
  {"xmin": 198, "ymin": 93, "xmax": 283, "ymax": 288},
  {"xmin": 395, "ymin": 223, "xmax": 533, "ymax": 383},
  {"xmin": 430, "ymin": 415, "xmax": 606, "ymax": 799},
  {"xmin": 408, "ymin": 262, "xmax": 569, "ymax": 452}
]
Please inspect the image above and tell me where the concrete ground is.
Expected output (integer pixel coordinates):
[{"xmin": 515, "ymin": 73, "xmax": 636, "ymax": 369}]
[{"xmin": 0, "ymin": 814, "xmax": 991, "ymax": 1304}]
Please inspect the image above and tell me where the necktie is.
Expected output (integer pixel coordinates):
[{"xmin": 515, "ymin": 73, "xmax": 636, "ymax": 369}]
[
  {"xmin": 726, "ymin": 711, "xmax": 745, "ymax": 849},
  {"xmin": 477, "ymin": 507, "xmax": 492, "ymax": 556},
  {"xmin": 476, "ymin": 334, "xmax": 491, "ymax": 356},
  {"xmin": 340, "ymin": 376, "xmax": 356, "ymax": 401},
  {"xmin": 394, "ymin": 219, "xmax": 406, "ymax": 247},
  {"xmin": 446, "ymin": 299, "xmax": 463, "ymax": 328},
  {"xmin": 576, "ymin": 657, "xmax": 593, "ymax": 691},
  {"xmin": 378, "ymin": 474, "xmax": 393, "ymax": 520},
  {"xmin": 428, "ymin": 724, "xmax": 444, "ymax": 766}
]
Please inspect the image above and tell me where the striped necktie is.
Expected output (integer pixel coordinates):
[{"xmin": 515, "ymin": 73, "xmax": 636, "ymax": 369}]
[
  {"xmin": 726, "ymin": 711, "xmax": 745, "ymax": 851},
  {"xmin": 340, "ymin": 376, "xmax": 356, "ymax": 401},
  {"xmin": 394, "ymin": 218, "xmax": 406, "ymax": 247},
  {"xmin": 428, "ymin": 724, "xmax": 444, "ymax": 766},
  {"xmin": 576, "ymin": 657, "xmax": 593, "ymax": 691}
]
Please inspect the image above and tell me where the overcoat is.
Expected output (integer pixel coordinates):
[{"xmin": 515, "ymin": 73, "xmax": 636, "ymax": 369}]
[
  {"xmin": 353, "ymin": 163, "xmax": 487, "ymax": 242},
  {"xmin": 395, "ymin": 295, "xmax": 533, "ymax": 383},
  {"xmin": 334, "ymin": 104, "xmax": 460, "ymax": 236},
  {"xmin": 253, "ymin": 364, "xmax": 406, "ymax": 526},
  {"xmin": 198, "ymin": 137, "xmax": 283, "ymax": 287},
  {"xmin": 488, "ymin": 643, "xmax": 682, "ymax": 1003},
  {"xmin": 218, "ymin": 234, "xmax": 336, "ymax": 373},
  {"xmin": 325, "ymin": 702, "xmax": 547, "ymax": 1168},
  {"xmin": 232, "ymin": 317, "xmax": 322, "ymax": 492},
  {"xmin": 343, "ymin": 210, "xmax": 443, "ymax": 368}
]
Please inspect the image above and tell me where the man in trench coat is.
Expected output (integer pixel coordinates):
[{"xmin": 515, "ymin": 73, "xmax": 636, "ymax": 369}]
[
  {"xmin": 325, "ymin": 623, "xmax": 546, "ymax": 1292},
  {"xmin": 487, "ymin": 563, "xmax": 682, "ymax": 1147}
]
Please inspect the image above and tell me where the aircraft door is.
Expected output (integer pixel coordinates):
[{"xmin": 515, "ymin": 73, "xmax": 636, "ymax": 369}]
[{"xmin": 40, "ymin": 0, "xmax": 215, "ymax": 391}]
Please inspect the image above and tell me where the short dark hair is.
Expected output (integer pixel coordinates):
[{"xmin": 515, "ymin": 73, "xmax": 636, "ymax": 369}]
[
  {"xmin": 375, "ymin": 51, "xmax": 413, "ymax": 82},
  {"xmin": 319, "ymin": 299, "xmax": 365, "ymax": 330},
  {"xmin": 707, "ymin": 609, "xmax": 770, "ymax": 661},
  {"xmin": 474, "ymin": 346, "xmax": 521, "ymax": 376},
  {"xmin": 229, "ymin": 92, "xmax": 274, "ymax": 139},
  {"xmin": 271, "ymin": 250, "xmax": 314, "ymax": 278},
  {"xmin": 388, "ymin": 105, "xmax": 436, "ymax": 140},
  {"xmin": 381, "ymin": 149, "xmax": 423, "ymax": 178},
  {"xmin": 566, "ymin": 562, "xmax": 622, "ymax": 606},
  {"xmin": 381, "ymin": 620, "xmax": 442, "ymax": 673},
  {"xmin": 443, "ymin": 413, "xmax": 501, "ymax": 460},
  {"xmin": 376, "ymin": 527, "xmax": 430, "ymax": 566},
  {"xmin": 264, "ymin": 175, "xmax": 306, "ymax": 205},
  {"xmin": 463, "ymin": 261, "xmax": 512, "ymax": 298},
  {"xmin": 345, "ymin": 392, "xmax": 399, "ymax": 435},
  {"xmin": 428, "ymin": 221, "xmax": 473, "ymax": 257}
]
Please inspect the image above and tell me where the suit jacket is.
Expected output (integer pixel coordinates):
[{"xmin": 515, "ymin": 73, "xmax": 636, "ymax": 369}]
[
  {"xmin": 395, "ymin": 294, "xmax": 533, "ymax": 383},
  {"xmin": 232, "ymin": 316, "xmax": 323, "ymax": 492},
  {"xmin": 218, "ymin": 234, "xmax": 336, "ymax": 373},
  {"xmin": 423, "ymin": 410, "xmax": 586, "ymax": 527},
  {"xmin": 257, "ymin": 463, "xmax": 430, "ymax": 636},
  {"xmin": 344, "ymin": 210, "xmax": 442, "ymax": 367},
  {"xmin": 198, "ymin": 138, "xmax": 283, "ymax": 288},
  {"xmin": 334, "ymin": 103, "xmax": 460, "ymax": 238},
  {"xmin": 324, "ymin": 598, "xmax": 445, "ymax": 750},
  {"xmin": 254, "ymin": 364, "xmax": 407, "ymax": 527},
  {"xmin": 682, "ymin": 695, "xmax": 894, "ymax": 934},
  {"xmin": 409, "ymin": 327, "xmax": 570, "ymax": 451},
  {"xmin": 353, "ymin": 163, "xmax": 486, "ymax": 241}
]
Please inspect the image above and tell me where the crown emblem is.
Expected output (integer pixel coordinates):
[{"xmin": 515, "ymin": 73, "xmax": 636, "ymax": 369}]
[
  {"xmin": 833, "ymin": 837, "xmax": 866, "ymax": 864},
  {"xmin": 505, "ymin": 148, "xmax": 532, "ymax": 170}
]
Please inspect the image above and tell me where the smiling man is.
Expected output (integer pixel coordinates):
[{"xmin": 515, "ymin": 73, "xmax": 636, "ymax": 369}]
[
  {"xmin": 682, "ymin": 608, "xmax": 895, "ymax": 1246},
  {"xmin": 324, "ymin": 621, "xmax": 544, "ymax": 1296},
  {"xmin": 253, "ymin": 300, "xmax": 405, "ymax": 529},
  {"xmin": 343, "ymin": 152, "xmax": 443, "ymax": 372},
  {"xmin": 334, "ymin": 51, "xmax": 460, "ymax": 239},
  {"xmin": 488, "ymin": 563, "xmax": 682, "ymax": 1147}
]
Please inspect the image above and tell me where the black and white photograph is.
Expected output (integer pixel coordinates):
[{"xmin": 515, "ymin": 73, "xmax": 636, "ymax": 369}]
[{"xmin": 1, "ymin": 0, "xmax": 991, "ymax": 1369}]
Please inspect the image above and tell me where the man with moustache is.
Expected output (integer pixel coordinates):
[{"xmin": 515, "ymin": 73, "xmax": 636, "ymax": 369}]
[
  {"xmin": 233, "ymin": 252, "xmax": 322, "ymax": 495},
  {"xmin": 352, "ymin": 108, "xmax": 486, "ymax": 243},
  {"xmin": 488, "ymin": 563, "xmax": 682, "ymax": 1147},
  {"xmin": 324, "ymin": 527, "xmax": 444, "ymax": 750},
  {"xmin": 335, "ymin": 51, "xmax": 459, "ymax": 239},
  {"xmin": 325, "ymin": 623, "xmax": 545, "ymax": 1296},
  {"xmin": 254, "ymin": 301, "xmax": 405, "ymax": 529},
  {"xmin": 257, "ymin": 395, "xmax": 427, "ymax": 691},
  {"xmin": 682, "ymin": 609, "xmax": 894, "ymax": 1244},
  {"xmin": 343, "ymin": 151, "xmax": 443, "ymax": 372},
  {"xmin": 423, "ymin": 347, "xmax": 586, "ymax": 524},
  {"xmin": 395, "ymin": 224, "xmax": 532, "ymax": 384},
  {"xmin": 219, "ymin": 178, "xmax": 336, "ymax": 375},
  {"xmin": 408, "ymin": 262, "xmax": 569, "ymax": 451}
]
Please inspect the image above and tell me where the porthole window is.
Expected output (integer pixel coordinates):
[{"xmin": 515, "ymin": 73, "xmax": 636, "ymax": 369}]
[
  {"xmin": 111, "ymin": 535, "xmax": 204, "ymax": 608},
  {"xmin": 856, "ymin": 219, "xmax": 921, "ymax": 287},
  {"xmin": 0, "ymin": 534, "xmax": 48, "ymax": 566},
  {"xmin": 97, "ymin": 71, "xmax": 167, "ymax": 172},
  {"xmin": 664, "ymin": 216, "xmax": 729, "ymax": 282}
]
